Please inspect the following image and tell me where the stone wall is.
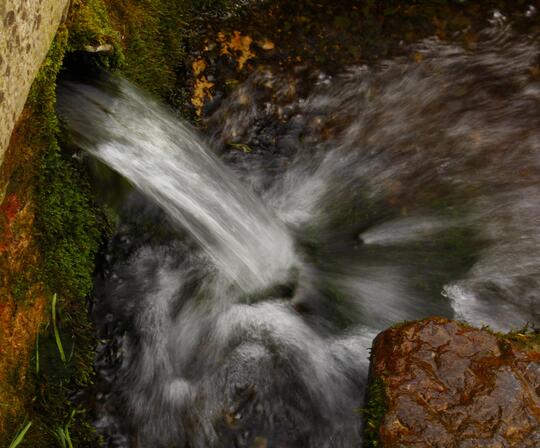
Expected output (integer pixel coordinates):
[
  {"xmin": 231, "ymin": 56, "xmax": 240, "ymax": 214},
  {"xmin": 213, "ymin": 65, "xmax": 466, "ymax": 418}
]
[{"xmin": 0, "ymin": 0, "xmax": 70, "ymax": 170}]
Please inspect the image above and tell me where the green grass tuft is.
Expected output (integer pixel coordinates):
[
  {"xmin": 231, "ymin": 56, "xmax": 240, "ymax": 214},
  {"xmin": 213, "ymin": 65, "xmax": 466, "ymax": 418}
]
[{"xmin": 54, "ymin": 411, "xmax": 76, "ymax": 448}]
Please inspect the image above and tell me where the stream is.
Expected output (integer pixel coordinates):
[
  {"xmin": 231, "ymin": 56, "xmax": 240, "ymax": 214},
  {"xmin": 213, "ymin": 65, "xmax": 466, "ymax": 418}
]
[{"xmin": 57, "ymin": 9, "xmax": 540, "ymax": 448}]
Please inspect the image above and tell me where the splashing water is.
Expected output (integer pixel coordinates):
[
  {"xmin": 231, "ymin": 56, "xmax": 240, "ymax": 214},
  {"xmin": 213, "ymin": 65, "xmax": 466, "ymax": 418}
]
[
  {"xmin": 58, "ymin": 80, "xmax": 297, "ymax": 294},
  {"xmin": 58, "ymin": 25, "xmax": 540, "ymax": 448}
]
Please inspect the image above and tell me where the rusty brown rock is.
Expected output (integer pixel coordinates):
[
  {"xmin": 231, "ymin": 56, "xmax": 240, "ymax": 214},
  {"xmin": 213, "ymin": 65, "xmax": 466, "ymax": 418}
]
[{"xmin": 367, "ymin": 317, "xmax": 540, "ymax": 447}]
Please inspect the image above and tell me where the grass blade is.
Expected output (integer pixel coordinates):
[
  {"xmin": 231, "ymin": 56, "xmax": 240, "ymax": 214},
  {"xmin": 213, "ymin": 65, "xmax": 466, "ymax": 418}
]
[
  {"xmin": 9, "ymin": 421, "xmax": 32, "ymax": 448},
  {"xmin": 54, "ymin": 425, "xmax": 74, "ymax": 448},
  {"xmin": 54, "ymin": 428, "xmax": 67, "ymax": 448},
  {"xmin": 52, "ymin": 293, "xmax": 66, "ymax": 363},
  {"xmin": 65, "ymin": 427, "xmax": 73, "ymax": 448},
  {"xmin": 35, "ymin": 330, "xmax": 40, "ymax": 374}
]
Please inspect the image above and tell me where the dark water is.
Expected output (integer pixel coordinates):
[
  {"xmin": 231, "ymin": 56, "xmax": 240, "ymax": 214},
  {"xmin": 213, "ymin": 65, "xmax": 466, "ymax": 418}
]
[{"xmin": 58, "ymin": 18, "xmax": 540, "ymax": 448}]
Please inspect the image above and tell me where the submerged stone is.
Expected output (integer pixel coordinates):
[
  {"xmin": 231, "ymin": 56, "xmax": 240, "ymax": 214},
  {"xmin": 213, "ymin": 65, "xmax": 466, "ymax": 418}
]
[{"xmin": 366, "ymin": 317, "xmax": 540, "ymax": 447}]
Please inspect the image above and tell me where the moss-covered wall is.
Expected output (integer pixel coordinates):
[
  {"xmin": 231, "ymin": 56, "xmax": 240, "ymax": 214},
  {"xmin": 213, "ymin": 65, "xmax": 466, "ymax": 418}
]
[
  {"xmin": 0, "ymin": 23, "xmax": 103, "ymax": 447},
  {"xmin": 0, "ymin": 0, "xmax": 233, "ymax": 444}
]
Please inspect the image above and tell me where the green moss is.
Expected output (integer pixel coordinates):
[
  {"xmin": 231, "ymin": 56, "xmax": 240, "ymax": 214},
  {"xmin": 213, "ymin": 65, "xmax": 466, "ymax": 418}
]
[
  {"xmin": 491, "ymin": 325, "xmax": 540, "ymax": 352},
  {"xmin": 10, "ymin": 273, "xmax": 32, "ymax": 301},
  {"xmin": 363, "ymin": 376, "xmax": 388, "ymax": 447},
  {"xmin": 103, "ymin": 0, "xmax": 192, "ymax": 101},
  {"xmin": 6, "ymin": 22, "xmax": 104, "ymax": 447},
  {"xmin": 36, "ymin": 149, "xmax": 101, "ymax": 299},
  {"xmin": 27, "ymin": 27, "xmax": 69, "ymax": 120},
  {"xmin": 67, "ymin": 0, "xmax": 124, "ymax": 69},
  {"xmin": 29, "ymin": 25, "xmax": 102, "ymax": 300},
  {"xmin": 28, "ymin": 24, "xmax": 102, "ymax": 301}
]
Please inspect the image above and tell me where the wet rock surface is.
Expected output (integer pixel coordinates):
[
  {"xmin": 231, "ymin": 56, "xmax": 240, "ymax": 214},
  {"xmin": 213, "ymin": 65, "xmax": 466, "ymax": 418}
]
[{"xmin": 367, "ymin": 317, "xmax": 540, "ymax": 447}]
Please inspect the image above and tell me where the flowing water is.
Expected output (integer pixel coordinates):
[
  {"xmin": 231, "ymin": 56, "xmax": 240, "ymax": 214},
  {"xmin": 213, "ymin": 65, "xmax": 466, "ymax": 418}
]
[{"xmin": 58, "ymin": 23, "xmax": 540, "ymax": 447}]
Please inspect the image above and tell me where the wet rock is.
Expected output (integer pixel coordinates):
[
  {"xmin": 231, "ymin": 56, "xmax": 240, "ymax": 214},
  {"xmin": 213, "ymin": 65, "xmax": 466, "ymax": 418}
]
[{"xmin": 365, "ymin": 317, "xmax": 540, "ymax": 447}]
